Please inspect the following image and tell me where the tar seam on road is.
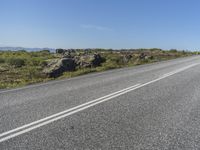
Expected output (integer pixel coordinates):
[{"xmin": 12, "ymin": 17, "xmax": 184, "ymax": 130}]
[{"xmin": 0, "ymin": 63, "xmax": 198, "ymax": 143}]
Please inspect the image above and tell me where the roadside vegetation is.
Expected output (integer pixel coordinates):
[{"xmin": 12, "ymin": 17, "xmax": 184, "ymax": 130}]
[{"xmin": 0, "ymin": 48, "xmax": 198, "ymax": 89}]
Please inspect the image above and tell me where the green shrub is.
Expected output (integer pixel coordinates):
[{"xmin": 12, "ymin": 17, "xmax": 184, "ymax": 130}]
[
  {"xmin": 0, "ymin": 58, "xmax": 5, "ymax": 63},
  {"xmin": 7, "ymin": 58, "xmax": 25, "ymax": 67},
  {"xmin": 170, "ymin": 49, "xmax": 178, "ymax": 53},
  {"xmin": 28, "ymin": 58, "xmax": 46, "ymax": 66},
  {"xmin": 18, "ymin": 50, "xmax": 27, "ymax": 53},
  {"xmin": 56, "ymin": 49, "xmax": 64, "ymax": 54},
  {"xmin": 40, "ymin": 50, "xmax": 50, "ymax": 53}
]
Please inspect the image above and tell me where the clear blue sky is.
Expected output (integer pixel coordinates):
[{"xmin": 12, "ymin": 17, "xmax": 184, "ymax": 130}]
[{"xmin": 1, "ymin": 0, "xmax": 200, "ymax": 50}]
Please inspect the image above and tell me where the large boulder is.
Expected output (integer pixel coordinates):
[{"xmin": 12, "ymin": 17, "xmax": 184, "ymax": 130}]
[
  {"xmin": 122, "ymin": 54, "xmax": 133, "ymax": 63},
  {"xmin": 92, "ymin": 53, "xmax": 105, "ymax": 67},
  {"xmin": 0, "ymin": 66, "xmax": 8, "ymax": 73},
  {"xmin": 139, "ymin": 53, "xmax": 146, "ymax": 60},
  {"xmin": 56, "ymin": 49, "xmax": 64, "ymax": 54},
  {"xmin": 43, "ymin": 58, "xmax": 76, "ymax": 78},
  {"xmin": 75, "ymin": 55, "xmax": 92, "ymax": 68},
  {"xmin": 75, "ymin": 54, "xmax": 105, "ymax": 68}
]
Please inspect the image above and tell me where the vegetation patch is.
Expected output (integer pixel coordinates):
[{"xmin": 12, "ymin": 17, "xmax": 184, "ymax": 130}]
[{"xmin": 0, "ymin": 49, "xmax": 198, "ymax": 89}]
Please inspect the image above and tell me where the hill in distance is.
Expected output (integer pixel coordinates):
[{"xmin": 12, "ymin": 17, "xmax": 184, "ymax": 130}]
[{"xmin": 0, "ymin": 47, "xmax": 55, "ymax": 52}]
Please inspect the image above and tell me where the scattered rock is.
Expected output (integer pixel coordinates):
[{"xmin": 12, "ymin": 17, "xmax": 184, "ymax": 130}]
[
  {"xmin": 145, "ymin": 55, "xmax": 154, "ymax": 60},
  {"xmin": 0, "ymin": 66, "xmax": 8, "ymax": 72},
  {"xmin": 139, "ymin": 53, "xmax": 146, "ymax": 60},
  {"xmin": 122, "ymin": 54, "xmax": 133, "ymax": 63},
  {"xmin": 75, "ymin": 54, "xmax": 105, "ymax": 68},
  {"xmin": 91, "ymin": 53, "xmax": 105, "ymax": 67}
]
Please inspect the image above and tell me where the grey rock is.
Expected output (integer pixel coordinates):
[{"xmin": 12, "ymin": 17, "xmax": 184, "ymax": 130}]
[{"xmin": 43, "ymin": 58, "xmax": 76, "ymax": 78}]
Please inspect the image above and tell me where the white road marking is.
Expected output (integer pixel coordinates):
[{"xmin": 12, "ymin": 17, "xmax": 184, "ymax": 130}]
[
  {"xmin": 0, "ymin": 63, "xmax": 198, "ymax": 143},
  {"xmin": 161, "ymin": 64, "xmax": 198, "ymax": 77},
  {"xmin": 0, "ymin": 84, "xmax": 141, "ymax": 142}
]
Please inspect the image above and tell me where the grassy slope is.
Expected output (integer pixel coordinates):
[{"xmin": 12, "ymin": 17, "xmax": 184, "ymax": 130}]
[{"xmin": 0, "ymin": 49, "xmax": 197, "ymax": 89}]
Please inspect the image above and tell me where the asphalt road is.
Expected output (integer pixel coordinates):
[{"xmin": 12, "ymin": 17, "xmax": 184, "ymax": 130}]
[{"xmin": 1, "ymin": 56, "xmax": 200, "ymax": 149}]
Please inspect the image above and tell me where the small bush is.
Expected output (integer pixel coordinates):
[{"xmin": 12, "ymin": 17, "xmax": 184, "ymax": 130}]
[
  {"xmin": 0, "ymin": 58, "xmax": 5, "ymax": 63},
  {"xmin": 28, "ymin": 58, "xmax": 46, "ymax": 66},
  {"xmin": 7, "ymin": 58, "xmax": 25, "ymax": 67},
  {"xmin": 40, "ymin": 50, "xmax": 50, "ymax": 53},
  {"xmin": 56, "ymin": 49, "xmax": 64, "ymax": 54},
  {"xmin": 170, "ymin": 49, "xmax": 178, "ymax": 53}
]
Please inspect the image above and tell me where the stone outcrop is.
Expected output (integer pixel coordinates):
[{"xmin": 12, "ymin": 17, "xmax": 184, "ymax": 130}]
[
  {"xmin": 75, "ymin": 54, "xmax": 105, "ymax": 68},
  {"xmin": 43, "ymin": 58, "xmax": 76, "ymax": 78},
  {"xmin": 43, "ymin": 53, "xmax": 105, "ymax": 78}
]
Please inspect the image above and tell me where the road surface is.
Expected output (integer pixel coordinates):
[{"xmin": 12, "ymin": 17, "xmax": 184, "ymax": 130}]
[{"xmin": 1, "ymin": 56, "xmax": 200, "ymax": 149}]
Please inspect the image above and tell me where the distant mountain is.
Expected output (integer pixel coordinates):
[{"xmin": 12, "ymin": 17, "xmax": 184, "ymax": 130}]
[{"xmin": 0, "ymin": 47, "xmax": 55, "ymax": 52}]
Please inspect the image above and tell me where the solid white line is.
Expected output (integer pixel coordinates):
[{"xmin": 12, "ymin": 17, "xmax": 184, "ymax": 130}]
[
  {"xmin": 0, "ymin": 63, "xmax": 198, "ymax": 143},
  {"xmin": 0, "ymin": 84, "xmax": 141, "ymax": 139},
  {"xmin": 0, "ymin": 84, "xmax": 142, "ymax": 143},
  {"xmin": 161, "ymin": 63, "xmax": 198, "ymax": 77}
]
